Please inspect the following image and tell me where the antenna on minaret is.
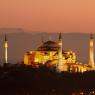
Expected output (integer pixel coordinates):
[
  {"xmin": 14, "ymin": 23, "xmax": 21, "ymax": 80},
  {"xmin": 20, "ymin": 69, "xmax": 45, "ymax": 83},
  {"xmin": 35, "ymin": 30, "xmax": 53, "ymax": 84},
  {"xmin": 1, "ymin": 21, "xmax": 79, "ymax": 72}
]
[
  {"xmin": 89, "ymin": 34, "xmax": 95, "ymax": 68},
  {"xmin": 4, "ymin": 34, "xmax": 8, "ymax": 64}
]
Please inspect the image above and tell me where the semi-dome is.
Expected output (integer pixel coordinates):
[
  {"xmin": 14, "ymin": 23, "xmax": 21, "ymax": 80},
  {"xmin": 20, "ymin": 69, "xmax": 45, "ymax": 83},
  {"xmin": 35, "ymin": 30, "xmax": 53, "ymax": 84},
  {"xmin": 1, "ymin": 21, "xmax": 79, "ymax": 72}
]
[{"xmin": 37, "ymin": 41, "xmax": 60, "ymax": 51}]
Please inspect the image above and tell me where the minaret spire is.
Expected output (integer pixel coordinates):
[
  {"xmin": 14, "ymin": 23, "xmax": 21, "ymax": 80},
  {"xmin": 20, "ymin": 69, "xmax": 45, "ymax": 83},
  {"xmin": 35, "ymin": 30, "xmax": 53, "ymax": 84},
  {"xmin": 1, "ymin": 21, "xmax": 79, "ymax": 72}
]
[
  {"xmin": 59, "ymin": 32, "xmax": 62, "ymax": 41},
  {"xmin": 4, "ymin": 34, "xmax": 8, "ymax": 64},
  {"xmin": 56, "ymin": 32, "xmax": 63, "ymax": 72},
  {"xmin": 89, "ymin": 34, "xmax": 94, "ymax": 68}
]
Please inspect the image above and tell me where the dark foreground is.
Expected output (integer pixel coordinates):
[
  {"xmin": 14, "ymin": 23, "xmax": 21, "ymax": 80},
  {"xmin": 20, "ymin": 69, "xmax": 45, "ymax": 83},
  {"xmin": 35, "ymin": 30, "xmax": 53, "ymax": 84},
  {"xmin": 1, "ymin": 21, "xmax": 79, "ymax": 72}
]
[{"xmin": 0, "ymin": 64, "xmax": 95, "ymax": 95}]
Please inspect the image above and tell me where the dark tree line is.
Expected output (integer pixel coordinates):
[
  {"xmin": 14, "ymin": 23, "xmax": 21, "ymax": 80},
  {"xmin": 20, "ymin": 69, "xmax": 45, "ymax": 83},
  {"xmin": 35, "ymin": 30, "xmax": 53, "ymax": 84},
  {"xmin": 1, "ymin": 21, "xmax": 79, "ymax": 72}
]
[{"xmin": 0, "ymin": 64, "xmax": 95, "ymax": 95}]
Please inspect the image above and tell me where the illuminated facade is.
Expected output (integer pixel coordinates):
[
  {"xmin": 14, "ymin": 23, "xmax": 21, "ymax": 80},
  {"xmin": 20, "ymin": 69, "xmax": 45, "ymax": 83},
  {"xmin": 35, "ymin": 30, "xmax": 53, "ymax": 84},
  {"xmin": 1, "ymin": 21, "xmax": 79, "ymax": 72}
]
[{"xmin": 24, "ymin": 33, "xmax": 95, "ymax": 72}]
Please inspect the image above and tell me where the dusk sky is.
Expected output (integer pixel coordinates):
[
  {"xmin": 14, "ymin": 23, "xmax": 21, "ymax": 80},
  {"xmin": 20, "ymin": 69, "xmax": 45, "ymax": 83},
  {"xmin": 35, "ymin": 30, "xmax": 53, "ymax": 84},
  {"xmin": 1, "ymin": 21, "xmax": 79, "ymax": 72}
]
[{"xmin": 0, "ymin": 0, "xmax": 95, "ymax": 33}]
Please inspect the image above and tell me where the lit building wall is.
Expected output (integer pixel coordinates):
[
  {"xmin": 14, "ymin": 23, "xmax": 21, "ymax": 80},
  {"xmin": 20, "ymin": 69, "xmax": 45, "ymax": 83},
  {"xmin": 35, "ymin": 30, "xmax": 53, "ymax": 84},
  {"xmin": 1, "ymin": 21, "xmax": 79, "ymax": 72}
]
[
  {"xmin": 24, "ymin": 50, "xmax": 77, "ymax": 68},
  {"xmin": 23, "ymin": 33, "xmax": 95, "ymax": 72},
  {"xmin": 24, "ymin": 50, "xmax": 91, "ymax": 72}
]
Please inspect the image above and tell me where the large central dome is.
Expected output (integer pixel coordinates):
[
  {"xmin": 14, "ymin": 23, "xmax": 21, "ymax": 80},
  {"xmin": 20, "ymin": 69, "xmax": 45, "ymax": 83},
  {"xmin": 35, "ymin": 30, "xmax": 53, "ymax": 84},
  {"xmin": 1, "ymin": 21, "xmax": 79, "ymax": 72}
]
[{"xmin": 37, "ymin": 41, "xmax": 60, "ymax": 51}]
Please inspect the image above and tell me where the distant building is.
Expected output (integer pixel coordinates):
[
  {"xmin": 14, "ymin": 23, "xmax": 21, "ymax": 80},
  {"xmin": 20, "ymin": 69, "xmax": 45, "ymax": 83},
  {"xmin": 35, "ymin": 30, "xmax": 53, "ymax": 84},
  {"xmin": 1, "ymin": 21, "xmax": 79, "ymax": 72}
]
[{"xmin": 24, "ymin": 33, "xmax": 95, "ymax": 72}]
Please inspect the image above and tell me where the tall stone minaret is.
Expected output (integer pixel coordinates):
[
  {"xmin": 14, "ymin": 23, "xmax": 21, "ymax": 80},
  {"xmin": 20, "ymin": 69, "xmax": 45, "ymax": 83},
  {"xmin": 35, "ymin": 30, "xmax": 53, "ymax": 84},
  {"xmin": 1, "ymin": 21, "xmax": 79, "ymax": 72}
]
[
  {"xmin": 4, "ymin": 35, "xmax": 8, "ymax": 64},
  {"xmin": 89, "ymin": 34, "xmax": 94, "ymax": 68},
  {"xmin": 56, "ymin": 32, "xmax": 63, "ymax": 72}
]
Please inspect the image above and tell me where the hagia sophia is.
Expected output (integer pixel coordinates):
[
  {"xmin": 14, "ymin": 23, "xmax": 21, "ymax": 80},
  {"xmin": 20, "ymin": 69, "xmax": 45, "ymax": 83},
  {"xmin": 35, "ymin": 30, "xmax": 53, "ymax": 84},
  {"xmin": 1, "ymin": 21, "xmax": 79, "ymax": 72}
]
[
  {"xmin": 23, "ymin": 33, "xmax": 95, "ymax": 72},
  {"xmin": 3, "ymin": 33, "xmax": 95, "ymax": 73}
]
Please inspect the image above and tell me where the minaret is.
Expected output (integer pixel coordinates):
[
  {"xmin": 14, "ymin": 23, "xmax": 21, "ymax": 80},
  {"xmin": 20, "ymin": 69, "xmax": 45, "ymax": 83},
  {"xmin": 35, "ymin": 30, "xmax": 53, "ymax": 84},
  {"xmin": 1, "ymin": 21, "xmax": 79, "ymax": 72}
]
[
  {"xmin": 89, "ymin": 34, "xmax": 94, "ymax": 68},
  {"xmin": 4, "ymin": 35, "xmax": 8, "ymax": 64},
  {"xmin": 56, "ymin": 32, "xmax": 63, "ymax": 72}
]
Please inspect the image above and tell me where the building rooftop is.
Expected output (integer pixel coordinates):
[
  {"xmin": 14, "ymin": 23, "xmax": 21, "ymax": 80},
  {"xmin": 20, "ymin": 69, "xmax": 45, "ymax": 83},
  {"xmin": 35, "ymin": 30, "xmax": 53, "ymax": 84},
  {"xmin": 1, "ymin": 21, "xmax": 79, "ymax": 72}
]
[{"xmin": 37, "ymin": 40, "xmax": 60, "ymax": 51}]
